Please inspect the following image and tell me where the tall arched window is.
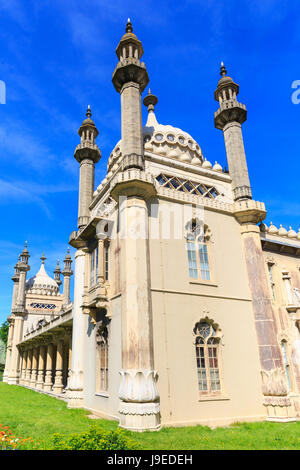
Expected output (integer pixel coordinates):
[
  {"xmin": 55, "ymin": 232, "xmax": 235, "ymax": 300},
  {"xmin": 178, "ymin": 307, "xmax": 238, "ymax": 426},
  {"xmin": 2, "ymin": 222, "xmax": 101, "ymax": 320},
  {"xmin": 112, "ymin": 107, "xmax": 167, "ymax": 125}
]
[
  {"xmin": 194, "ymin": 319, "xmax": 221, "ymax": 393},
  {"xmin": 96, "ymin": 322, "xmax": 109, "ymax": 393},
  {"xmin": 186, "ymin": 220, "xmax": 211, "ymax": 281}
]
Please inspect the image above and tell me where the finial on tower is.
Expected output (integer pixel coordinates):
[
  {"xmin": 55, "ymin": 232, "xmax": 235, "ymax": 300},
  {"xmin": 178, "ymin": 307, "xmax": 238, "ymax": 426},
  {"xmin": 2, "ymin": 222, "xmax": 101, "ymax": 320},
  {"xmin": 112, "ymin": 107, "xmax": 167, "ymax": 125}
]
[
  {"xmin": 220, "ymin": 61, "xmax": 227, "ymax": 77},
  {"xmin": 126, "ymin": 18, "xmax": 133, "ymax": 33},
  {"xmin": 40, "ymin": 253, "xmax": 46, "ymax": 264},
  {"xmin": 143, "ymin": 89, "xmax": 158, "ymax": 113},
  {"xmin": 86, "ymin": 105, "xmax": 92, "ymax": 119}
]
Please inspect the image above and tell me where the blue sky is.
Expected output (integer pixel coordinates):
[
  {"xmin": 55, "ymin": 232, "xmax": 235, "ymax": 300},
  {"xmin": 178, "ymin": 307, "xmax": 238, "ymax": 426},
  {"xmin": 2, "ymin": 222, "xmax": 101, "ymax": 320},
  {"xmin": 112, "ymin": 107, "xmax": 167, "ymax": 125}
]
[{"xmin": 0, "ymin": 0, "xmax": 299, "ymax": 324}]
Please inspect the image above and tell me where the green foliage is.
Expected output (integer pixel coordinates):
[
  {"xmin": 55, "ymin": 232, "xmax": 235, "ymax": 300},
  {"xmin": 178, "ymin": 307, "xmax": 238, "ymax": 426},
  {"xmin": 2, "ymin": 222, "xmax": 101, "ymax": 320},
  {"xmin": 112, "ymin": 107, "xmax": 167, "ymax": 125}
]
[
  {"xmin": 51, "ymin": 426, "xmax": 140, "ymax": 450},
  {"xmin": 0, "ymin": 321, "xmax": 9, "ymax": 347}
]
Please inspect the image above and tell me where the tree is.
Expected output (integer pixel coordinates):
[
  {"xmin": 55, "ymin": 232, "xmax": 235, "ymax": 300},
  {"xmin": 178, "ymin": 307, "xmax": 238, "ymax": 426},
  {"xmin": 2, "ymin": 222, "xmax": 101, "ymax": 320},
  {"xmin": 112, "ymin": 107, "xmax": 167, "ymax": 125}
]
[{"xmin": 0, "ymin": 321, "xmax": 9, "ymax": 347}]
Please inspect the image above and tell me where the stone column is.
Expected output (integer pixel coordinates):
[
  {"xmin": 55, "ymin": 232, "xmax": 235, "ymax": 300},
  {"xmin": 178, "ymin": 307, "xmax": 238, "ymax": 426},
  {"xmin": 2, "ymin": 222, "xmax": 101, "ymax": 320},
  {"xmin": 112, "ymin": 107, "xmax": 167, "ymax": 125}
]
[
  {"xmin": 3, "ymin": 318, "xmax": 14, "ymax": 383},
  {"xmin": 20, "ymin": 349, "xmax": 27, "ymax": 385},
  {"xmin": 66, "ymin": 332, "xmax": 72, "ymax": 391},
  {"xmin": 234, "ymin": 202, "xmax": 294, "ymax": 420},
  {"xmin": 25, "ymin": 348, "xmax": 32, "ymax": 385},
  {"xmin": 30, "ymin": 346, "xmax": 38, "ymax": 387},
  {"xmin": 36, "ymin": 344, "xmax": 46, "ymax": 390},
  {"xmin": 67, "ymin": 248, "xmax": 86, "ymax": 407},
  {"xmin": 53, "ymin": 337, "xmax": 64, "ymax": 394},
  {"xmin": 117, "ymin": 193, "xmax": 159, "ymax": 431},
  {"xmin": 44, "ymin": 342, "xmax": 54, "ymax": 392},
  {"xmin": 223, "ymin": 121, "xmax": 252, "ymax": 200},
  {"xmin": 7, "ymin": 315, "xmax": 24, "ymax": 384}
]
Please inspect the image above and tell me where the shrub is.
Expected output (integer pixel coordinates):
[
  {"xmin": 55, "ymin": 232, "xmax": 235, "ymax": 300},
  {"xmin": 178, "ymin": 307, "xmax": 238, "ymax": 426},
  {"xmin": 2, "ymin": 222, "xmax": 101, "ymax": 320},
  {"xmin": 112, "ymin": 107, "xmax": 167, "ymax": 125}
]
[{"xmin": 51, "ymin": 426, "xmax": 140, "ymax": 450}]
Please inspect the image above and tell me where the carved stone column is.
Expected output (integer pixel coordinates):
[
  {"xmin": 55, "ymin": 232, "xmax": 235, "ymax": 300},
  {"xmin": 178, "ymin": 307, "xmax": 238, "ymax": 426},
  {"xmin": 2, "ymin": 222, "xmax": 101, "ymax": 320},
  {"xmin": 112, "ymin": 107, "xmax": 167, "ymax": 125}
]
[
  {"xmin": 234, "ymin": 203, "xmax": 295, "ymax": 420},
  {"xmin": 44, "ymin": 341, "xmax": 54, "ymax": 392},
  {"xmin": 20, "ymin": 349, "xmax": 27, "ymax": 385},
  {"xmin": 25, "ymin": 348, "xmax": 32, "ymax": 385},
  {"xmin": 67, "ymin": 248, "xmax": 86, "ymax": 407},
  {"xmin": 36, "ymin": 344, "xmax": 46, "ymax": 390},
  {"xmin": 30, "ymin": 346, "xmax": 38, "ymax": 387},
  {"xmin": 53, "ymin": 336, "xmax": 64, "ymax": 394},
  {"xmin": 7, "ymin": 315, "xmax": 24, "ymax": 384},
  {"xmin": 3, "ymin": 317, "xmax": 14, "ymax": 383}
]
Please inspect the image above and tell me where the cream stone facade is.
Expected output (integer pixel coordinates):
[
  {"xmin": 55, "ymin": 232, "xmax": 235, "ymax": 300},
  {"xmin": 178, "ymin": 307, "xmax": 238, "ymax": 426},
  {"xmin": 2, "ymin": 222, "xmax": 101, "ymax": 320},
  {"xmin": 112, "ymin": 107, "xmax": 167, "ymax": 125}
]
[{"xmin": 4, "ymin": 21, "xmax": 300, "ymax": 431}]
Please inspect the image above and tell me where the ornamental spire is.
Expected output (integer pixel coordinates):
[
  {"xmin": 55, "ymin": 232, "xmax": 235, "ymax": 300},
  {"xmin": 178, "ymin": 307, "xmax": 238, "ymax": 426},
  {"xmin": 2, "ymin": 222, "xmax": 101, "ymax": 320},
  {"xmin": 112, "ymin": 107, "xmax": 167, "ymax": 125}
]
[{"xmin": 40, "ymin": 253, "xmax": 46, "ymax": 264}]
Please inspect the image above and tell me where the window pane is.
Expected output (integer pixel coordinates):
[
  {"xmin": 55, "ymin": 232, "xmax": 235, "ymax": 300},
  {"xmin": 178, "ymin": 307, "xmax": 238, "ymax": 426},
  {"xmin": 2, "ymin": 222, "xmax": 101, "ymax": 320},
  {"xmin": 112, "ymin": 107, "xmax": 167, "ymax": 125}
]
[
  {"xmin": 187, "ymin": 240, "xmax": 198, "ymax": 278},
  {"xmin": 198, "ymin": 243, "xmax": 210, "ymax": 280}
]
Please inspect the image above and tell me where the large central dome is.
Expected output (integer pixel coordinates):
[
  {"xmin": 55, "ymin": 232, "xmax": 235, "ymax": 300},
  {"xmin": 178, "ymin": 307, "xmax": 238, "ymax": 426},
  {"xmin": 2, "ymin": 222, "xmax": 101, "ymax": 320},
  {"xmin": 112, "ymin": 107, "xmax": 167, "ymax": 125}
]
[{"xmin": 142, "ymin": 107, "xmax": 203, "ymax": 166}]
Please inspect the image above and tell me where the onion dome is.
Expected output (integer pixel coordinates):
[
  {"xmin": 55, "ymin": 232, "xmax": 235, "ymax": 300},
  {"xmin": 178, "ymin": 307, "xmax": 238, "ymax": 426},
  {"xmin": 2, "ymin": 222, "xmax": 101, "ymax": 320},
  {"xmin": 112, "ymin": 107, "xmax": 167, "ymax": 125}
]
[
  {"xmin": 287, "ymin": 227, "xmax": 297, "ymax": 238},
  {"xmin": 213, "ymin": 161, "xmax": 222, "ymax": 172},
  {"xmin": 202, "ymin": 158, "xmax": 212, "ymax": 169},
  {"xmin": 268, "ymin": 222, "xmax": 278, "ymax": 234},
  {"xmin": 278, "ymin": 224, "xmax": 288, "ymax": 236},
  {"xmin": 26, "ymin": 254, "xmax": 59, "ymax": 296}
]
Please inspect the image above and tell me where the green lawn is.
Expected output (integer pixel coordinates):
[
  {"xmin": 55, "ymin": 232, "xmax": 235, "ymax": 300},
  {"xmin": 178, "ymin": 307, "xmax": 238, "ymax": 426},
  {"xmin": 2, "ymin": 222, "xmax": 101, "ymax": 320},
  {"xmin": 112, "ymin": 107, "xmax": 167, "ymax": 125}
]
[{"xmin": 1, "ymin": 382, "xmax": 300, "ymax": 449}]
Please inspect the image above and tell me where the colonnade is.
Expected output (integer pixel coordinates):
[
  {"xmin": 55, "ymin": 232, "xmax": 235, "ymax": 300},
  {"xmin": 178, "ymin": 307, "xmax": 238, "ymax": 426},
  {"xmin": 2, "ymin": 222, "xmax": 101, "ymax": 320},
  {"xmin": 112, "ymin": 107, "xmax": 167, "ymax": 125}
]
[{"xmin": 18, "ymin": 327, "xmax": 72, "ymax": 395}]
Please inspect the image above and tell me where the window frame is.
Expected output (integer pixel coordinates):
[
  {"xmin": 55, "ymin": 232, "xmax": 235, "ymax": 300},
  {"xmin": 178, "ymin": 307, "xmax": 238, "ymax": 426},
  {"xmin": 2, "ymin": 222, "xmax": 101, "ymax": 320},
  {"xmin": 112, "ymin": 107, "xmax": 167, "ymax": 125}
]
[
  {"xmin": 194, "ymin": 319, "xmax": 223, "ymax": 396},
  {"xmin": 186, "ymin": 222, "xmax": 213, "ymax": 283}
]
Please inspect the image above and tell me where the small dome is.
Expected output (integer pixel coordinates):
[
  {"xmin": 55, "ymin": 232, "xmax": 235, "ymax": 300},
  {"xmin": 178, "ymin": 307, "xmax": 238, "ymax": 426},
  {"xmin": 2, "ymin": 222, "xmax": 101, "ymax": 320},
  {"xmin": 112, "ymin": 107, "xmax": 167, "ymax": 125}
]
[
  {"xmin": 213, "ymin": 161, "xmax": 222, "ymax": 172},
  {"xmin": 268, "ymin": 222, "xmax": 278, "ymax": 234},
  {"xmin": 278, "ymin": 224, "xmax": 288, "ymax": 236},
  {"xmin": 202, "ymin": 158, "xmax": 212, "ymax": 169},
  {"xmin": 26, "ymin": 260, "xmax": 59, "ymax": 296},
  {"xmin": 288, "ymin": 227, "xmax": 297, "ymax": 238}
]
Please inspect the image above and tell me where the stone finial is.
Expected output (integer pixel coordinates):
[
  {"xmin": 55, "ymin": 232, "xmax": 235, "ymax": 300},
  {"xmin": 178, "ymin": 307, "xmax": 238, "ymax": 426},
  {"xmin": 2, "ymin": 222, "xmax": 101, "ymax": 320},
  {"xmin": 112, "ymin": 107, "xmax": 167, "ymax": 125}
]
[
  {"xmin": 126, "ymin": 18, "xmax": 133, "ymax": 33},
  {"xmin": 40, "ymin": 253, "xmax": 46, "ymax": 264},
  {"xmin": 220, "ymin": 61, "xmax": 227, "ymax": 77},
  {"xmin": 143, "ymin": 89, "xmax": 158, "ymax": 113},
  {"xmin": 86, "ymin": 105, "xmax": 92, "ymax": 119}
]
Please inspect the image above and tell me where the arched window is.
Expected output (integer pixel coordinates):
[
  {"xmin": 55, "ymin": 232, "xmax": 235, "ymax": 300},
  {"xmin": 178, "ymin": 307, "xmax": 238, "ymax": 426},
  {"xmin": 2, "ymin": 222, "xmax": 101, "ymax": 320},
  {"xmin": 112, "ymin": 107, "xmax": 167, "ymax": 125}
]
[
  {"xmin": 194, "ymin": 319, "xmax": 221, "ymax": 393},
  {"xmin": 96, "ymin": 322, "xmax": 109, "ymax": 393},
  {"xmin": 186, "ymin": 220, "xmax": 211, "ymax": 281}
]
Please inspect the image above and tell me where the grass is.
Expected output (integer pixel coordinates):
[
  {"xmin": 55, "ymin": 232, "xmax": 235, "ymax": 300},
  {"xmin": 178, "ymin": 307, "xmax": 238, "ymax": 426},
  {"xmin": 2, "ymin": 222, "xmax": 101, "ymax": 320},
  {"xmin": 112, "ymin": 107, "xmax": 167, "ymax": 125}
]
[{"xmin": 1, "ymin": 382, "xmax": 300, "ymax": 449}]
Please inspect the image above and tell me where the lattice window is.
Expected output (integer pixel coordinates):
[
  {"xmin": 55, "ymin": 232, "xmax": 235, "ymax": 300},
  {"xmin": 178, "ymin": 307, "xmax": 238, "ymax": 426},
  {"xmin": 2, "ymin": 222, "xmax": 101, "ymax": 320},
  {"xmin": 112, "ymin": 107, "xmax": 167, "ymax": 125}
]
[
  {"xmin": 194, "ymin": 319, "xmax": 221, "ymax": 394},
  {"xmin": 156, "ymin": 174, "xmax": 219, "ymax": 199},
  {"xmin": 29, "ymin": 303, "xmax": 57, "ymax": 310}
]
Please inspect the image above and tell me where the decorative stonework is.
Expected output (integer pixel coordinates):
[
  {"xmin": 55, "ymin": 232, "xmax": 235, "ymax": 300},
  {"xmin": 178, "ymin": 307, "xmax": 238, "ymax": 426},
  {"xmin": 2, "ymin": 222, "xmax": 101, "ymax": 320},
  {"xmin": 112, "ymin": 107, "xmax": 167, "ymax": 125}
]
[
  {"xmin": 261, "ymin": 368, "xmax": 288, "ymax": 397},
  {"xmin": 118, "ymin": 369, "xmax": 160, "ymax": 431}
]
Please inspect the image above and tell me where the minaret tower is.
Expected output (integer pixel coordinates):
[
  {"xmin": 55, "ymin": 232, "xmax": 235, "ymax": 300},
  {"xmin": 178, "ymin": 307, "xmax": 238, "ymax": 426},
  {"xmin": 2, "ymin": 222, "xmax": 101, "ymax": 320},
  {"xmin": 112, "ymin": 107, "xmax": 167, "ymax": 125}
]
[
  {"xmin": 74, "ymin": 106, "xmax": 101, "ymax": 229},
  {"xmin": 54, "ymin": 260, "xmax": 62, "ymax": 289},
  {"xmin": 3, "ymin": 257, "xmax": 20, "ymax": 383},
  {"xmin": 62, "ymin": 248, "xmax": 73, "ymax": 307},
  {"xmin": 112, "ymin": 18, "xmax": 149, "ymax": 171},
  {"xmin": 8, "ymin": 242, "xmax": 30, "ymax": 384},
  {"xmin": 214, "ymin": 63, "xmax": 252, "ymax": 201}
]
